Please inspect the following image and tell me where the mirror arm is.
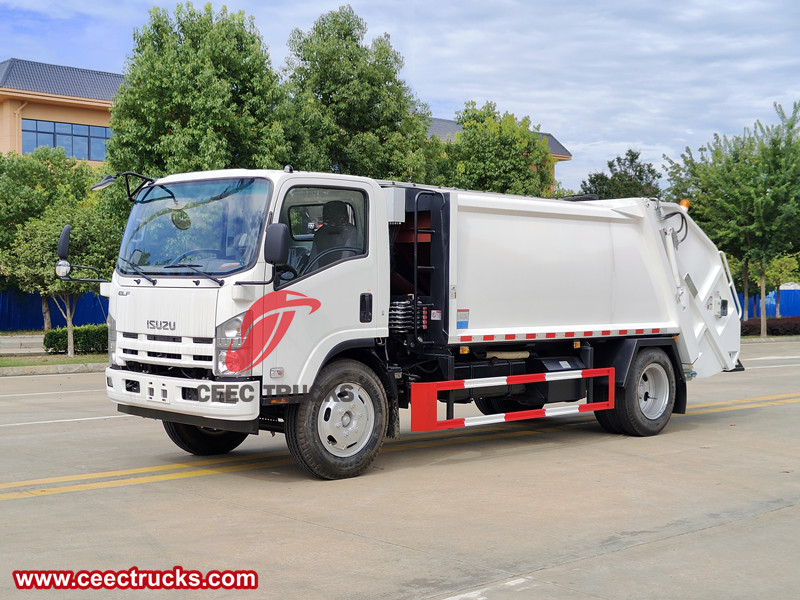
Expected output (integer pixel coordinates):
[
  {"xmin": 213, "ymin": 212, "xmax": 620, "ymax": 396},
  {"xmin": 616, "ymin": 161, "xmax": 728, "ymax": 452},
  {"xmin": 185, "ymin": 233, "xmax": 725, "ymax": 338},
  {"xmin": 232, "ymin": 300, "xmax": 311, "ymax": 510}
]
[{"xmin": 56, "ymin": 264, "xmax": 108, "ymax": 283}]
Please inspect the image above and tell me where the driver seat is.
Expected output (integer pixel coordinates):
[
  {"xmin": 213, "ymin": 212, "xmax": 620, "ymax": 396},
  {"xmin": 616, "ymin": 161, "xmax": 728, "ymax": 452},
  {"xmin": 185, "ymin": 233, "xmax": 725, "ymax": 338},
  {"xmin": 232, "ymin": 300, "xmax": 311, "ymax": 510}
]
[{"xmin": 307, "ymin": 201, "xmax": 358, "ymax": 269}]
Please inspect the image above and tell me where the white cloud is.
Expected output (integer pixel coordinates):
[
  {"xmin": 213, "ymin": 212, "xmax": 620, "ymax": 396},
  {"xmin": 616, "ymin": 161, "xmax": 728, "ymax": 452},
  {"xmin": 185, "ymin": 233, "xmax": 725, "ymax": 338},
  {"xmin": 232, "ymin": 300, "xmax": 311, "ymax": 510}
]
[{"xmin": 2, "ymin": 0, "xmax": 798, "ymax": 192}]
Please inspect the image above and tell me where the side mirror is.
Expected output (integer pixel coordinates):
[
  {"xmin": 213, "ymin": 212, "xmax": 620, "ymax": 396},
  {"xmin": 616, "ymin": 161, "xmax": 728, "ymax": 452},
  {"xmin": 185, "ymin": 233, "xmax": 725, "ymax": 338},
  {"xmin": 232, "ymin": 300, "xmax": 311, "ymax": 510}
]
[
  {"xmin": 263, "ymin": 223, "xmax": 289, "ymax": 266},
  {"xmin": 53, "ymin": 223, "xmax": 108, "ymax": 283},
  {"xmin": 57, "ymin": 224, "xmax": 71, "ymax": 259},
  {"xmin": 54, "ymin": 259, "xmax": 72, "ymax": 279}
]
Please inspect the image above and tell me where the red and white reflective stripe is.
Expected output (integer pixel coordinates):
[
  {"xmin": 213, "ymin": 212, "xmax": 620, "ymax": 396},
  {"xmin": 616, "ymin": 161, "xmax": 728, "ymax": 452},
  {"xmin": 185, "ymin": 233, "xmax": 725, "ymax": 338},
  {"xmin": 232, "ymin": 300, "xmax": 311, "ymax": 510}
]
[
  {"xmin": 460, "ymin": 403, "xmax": 588, "ymax": 427},
  {"xmin": 459, "ymin": 328, "xmax": 671, "ymax": 343},
  {"xmin": 409, "ymin": 367, "xmax": 615, "ymax": 432}
]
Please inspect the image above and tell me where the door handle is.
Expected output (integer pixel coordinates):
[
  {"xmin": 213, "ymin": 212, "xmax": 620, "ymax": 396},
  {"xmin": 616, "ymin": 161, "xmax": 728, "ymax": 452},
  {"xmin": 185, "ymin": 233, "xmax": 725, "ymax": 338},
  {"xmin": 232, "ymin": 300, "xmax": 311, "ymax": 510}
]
[{"xmin": 360, "ymin": 293, "xmax": 373, "ymax": 323}]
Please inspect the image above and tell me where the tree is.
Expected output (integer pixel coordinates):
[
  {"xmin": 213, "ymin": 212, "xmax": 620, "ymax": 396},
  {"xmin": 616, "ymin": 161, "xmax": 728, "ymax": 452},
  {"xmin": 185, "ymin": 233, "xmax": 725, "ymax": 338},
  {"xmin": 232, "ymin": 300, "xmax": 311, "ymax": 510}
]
[
  {"xmin": 766, "ymin": 254, "xmax": 799, "ymax": 318},
  {"xmin": 0, "ymin": 167, "xmax": 125, "ymax": 355},
  {"xmin": 581, "ymin": 149, "xmax": 662, "ymax": 199},
  {"xmin": 665, "ymin": 134, "xmax": 760, "ymax": 319},
  {"xmin": 429, "ymin": 101, "xmax": 555, "ymax": 196},
  {"xmin": 107, "ymin": 2, "xmax": 288, "ymax": 176},
  {"xmin": 0, "ymin": 147, "xmax": 100, "ymax": 328},
  {"xmin": 724, "ymin": 255, "xmax": 758, "ymax": 317},
  {"xmin": 664, "ymin": 102, "xmax": 800, "ymax": 335},
  {"xmin": 283, "ymin": 5, "xmax": 430, "ymax": 180}
]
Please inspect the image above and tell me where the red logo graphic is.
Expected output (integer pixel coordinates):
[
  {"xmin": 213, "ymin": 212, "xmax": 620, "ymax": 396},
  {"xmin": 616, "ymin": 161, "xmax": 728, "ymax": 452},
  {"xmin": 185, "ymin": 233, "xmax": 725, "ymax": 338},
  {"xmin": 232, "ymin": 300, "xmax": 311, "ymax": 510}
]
[{"xmin": 225, "ymin": 291, "xmax": 321, "ymax": 373}]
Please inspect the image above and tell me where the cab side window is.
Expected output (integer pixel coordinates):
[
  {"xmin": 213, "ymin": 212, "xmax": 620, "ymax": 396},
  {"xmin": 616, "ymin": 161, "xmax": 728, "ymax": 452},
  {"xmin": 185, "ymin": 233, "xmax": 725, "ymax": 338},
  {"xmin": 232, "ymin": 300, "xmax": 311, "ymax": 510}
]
[{"xmin": 281, "ymin": 187, "xmax": 367, "ymax": 276}]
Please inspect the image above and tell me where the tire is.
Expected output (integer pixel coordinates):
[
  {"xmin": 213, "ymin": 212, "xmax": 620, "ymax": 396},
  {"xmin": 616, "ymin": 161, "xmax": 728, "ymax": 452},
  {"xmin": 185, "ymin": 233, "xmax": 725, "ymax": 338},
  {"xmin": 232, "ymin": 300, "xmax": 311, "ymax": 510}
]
[
  {"xmin": 593, "ymin": 385, "xmax": 625, "ymax": 434},
  {"xmin": 613, "ymin": 348, "xmax": 676, "ymax": 436},
  {"xmin": 163, "ymin": 421, "xmax": 249, "ymax": 455},
  {"xmin": 474, "ymin": 398, "xmax": 501, "ymax": 415},
  {"xmin": 474, "ymin": 397, "xmax": 543, "ymax": 416},
  {"xmin": 285, "ymin": 360, "xmax": 388, "ymax": 479}
]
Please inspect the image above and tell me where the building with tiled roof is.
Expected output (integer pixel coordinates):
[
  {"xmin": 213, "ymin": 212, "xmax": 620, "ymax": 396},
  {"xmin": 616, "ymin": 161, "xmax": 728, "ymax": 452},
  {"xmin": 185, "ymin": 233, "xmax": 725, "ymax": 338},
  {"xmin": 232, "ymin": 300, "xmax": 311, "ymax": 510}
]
[{"xmin": 0, "ymin": 58, "xmax": 122, "ymax": 163}]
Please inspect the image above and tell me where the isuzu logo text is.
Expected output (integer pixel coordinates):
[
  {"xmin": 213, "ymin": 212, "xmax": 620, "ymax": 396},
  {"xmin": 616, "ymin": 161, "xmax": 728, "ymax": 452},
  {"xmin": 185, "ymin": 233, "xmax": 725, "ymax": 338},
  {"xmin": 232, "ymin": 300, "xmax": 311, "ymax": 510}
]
[{"xmin": 146, "ymin": 320, "xmax": 176, "ymax": 331}]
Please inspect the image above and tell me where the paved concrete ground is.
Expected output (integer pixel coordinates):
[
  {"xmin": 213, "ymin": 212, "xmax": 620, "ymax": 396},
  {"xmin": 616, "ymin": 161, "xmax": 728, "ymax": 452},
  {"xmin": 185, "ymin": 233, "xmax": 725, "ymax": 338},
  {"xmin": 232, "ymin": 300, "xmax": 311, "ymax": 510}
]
[
  {"xmin": 0, "ymin": 334, "xmax": 45, "ymax": 355},
  {"xmin": 0, "ymin": 334, "xmax": 106, "ymax": 376},
  {"xmin": 0, "ymin": 341, "xmax": 798, "ymax": 599}
]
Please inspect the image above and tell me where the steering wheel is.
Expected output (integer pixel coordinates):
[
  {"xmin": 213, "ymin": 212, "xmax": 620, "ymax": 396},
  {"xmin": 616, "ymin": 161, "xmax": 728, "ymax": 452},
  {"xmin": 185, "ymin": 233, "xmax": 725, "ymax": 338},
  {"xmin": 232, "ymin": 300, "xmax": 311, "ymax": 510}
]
[
  {"xmin": 170, "ymin": 248, "xmax": 221, "ymax": 264},
  {"xmin": 277, "ymin": 263, "xmax": 299, "ymax": 281},
  {"xmin": 300, "ymin": 247, "xmax": 361, "ymax": 275}
]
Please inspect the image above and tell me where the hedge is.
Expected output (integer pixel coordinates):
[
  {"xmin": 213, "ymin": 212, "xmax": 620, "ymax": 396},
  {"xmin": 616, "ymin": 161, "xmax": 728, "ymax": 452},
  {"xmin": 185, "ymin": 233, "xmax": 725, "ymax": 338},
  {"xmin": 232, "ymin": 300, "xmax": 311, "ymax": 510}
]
[
  {"xmin": 741, "ymin": 317, "xmax": 800, "ymax": 337},
  {"xmin": 44, "ymin": 324, "xmax": 108, "ymax": 354}
]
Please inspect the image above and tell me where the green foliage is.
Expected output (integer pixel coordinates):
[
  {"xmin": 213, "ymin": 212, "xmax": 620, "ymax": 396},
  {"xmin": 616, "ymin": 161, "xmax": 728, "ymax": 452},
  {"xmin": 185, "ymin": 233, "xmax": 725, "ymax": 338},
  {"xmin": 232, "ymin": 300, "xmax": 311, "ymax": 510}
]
[
  {"xmin": 0, "ymin": 151, "xmax": 125, "ymax": 354},
  {"xmin": 283, "ymin": 5, "xmax": 430, "ymax": 180},
  {"xmin": 580, "ymin": 149, "xmax": 662, "ymax": 199},
  {"xmin": 44, "ymin": 324, "xmax": 108, "ymax": 354},
  {"xmin": 664, "ymin": 101, "xmax": 800, "ymax": 329},
  {"xmin": 104, "ymin": 3, "xmax": 556, "ymax": 192},
  {"xmin": 665, "ymin": 103, "xmax": 800, "ymax": 272},
  {"xmin": 0, "ymin": 148, "xmax": 96, "ymax": 291},
  {"xmin": 428, "ymin": 101, "xmax": 555, "ymax": 196},
  {"xmin": 741, "ymin": 317, "xmax": 800, "ymax": 336},
  {"xmin": 766, "ymin": 254, "xmax": 799, "ymax": 290},
  {"xmin": 107, "ymin": 2, "xmax": 288, "ymax": 176},
  {"xmin": 725, "ymin": 254, "xmax": 759, "ymax": 295},
  {"xmin": 0, "ymin": 148, "xmax": 103, "ymax": 290},
  {"xmin": 0, "ymin": 179, "xmax": 121, "ymax": 298}
]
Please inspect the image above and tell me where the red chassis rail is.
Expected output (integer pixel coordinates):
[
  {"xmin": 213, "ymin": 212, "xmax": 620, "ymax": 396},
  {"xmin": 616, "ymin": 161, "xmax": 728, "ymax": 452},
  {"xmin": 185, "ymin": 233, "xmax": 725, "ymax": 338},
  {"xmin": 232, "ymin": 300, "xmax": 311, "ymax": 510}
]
[{"xmin": 409, "ymin": 368, "xmax": 615, "ymax": 432}]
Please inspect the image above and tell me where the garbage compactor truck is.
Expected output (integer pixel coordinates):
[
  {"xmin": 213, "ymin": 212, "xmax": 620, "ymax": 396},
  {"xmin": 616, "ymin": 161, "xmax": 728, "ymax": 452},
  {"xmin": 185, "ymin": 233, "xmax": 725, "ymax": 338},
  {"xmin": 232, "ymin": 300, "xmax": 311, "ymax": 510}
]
[{"xmin": 56, "ymin": 168, "xmax": 742, "ymax": 479}]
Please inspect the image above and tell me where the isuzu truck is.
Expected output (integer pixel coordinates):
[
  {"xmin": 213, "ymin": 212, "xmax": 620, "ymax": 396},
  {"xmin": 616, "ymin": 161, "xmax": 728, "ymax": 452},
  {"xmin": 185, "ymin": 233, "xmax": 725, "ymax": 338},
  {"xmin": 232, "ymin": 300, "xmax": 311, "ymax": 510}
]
[{"xmin": 56, "ymin": 168, "xmax": 742, "ymax": 479}]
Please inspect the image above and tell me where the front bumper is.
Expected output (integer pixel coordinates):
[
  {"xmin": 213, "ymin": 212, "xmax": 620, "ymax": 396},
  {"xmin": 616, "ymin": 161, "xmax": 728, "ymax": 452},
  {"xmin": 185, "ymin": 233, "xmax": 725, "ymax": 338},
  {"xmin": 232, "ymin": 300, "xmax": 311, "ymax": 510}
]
[{"xmin": 106, "ymin": 367, "xmax": 260, "ymax": 422}]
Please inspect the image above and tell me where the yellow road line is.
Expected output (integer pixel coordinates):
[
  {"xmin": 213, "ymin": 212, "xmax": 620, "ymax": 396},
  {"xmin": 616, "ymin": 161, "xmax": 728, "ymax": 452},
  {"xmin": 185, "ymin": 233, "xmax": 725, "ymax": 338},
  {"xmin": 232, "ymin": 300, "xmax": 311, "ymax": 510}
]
[
  {"xmin": 0, "ymin": 430, "xmax": 545, "ymax": 501},
  {"xmin": 686, "ymin": 396, "xmax": 800, "ymax": 416},
  {"xmin": 1, "ymin": 394, "xmax": 798, "ymax": 502},
  {"xmin": 689, "ymin": 392, "xmax": 800, "ymax": 410},
  {"xmin": 0, "ymin": 459, "xmax": 295, "ymax": 502},
  {"xmin": 0, "ymin": 451, "xmax": 284, "ymax": 490}
]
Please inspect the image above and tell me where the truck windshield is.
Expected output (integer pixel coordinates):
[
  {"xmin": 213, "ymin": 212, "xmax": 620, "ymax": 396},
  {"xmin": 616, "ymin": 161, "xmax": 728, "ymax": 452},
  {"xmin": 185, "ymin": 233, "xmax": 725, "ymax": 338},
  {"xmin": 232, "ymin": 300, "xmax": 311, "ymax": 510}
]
[{"xmin": 118, "ymin": 177, "xmax": 271, "ymax": 278}]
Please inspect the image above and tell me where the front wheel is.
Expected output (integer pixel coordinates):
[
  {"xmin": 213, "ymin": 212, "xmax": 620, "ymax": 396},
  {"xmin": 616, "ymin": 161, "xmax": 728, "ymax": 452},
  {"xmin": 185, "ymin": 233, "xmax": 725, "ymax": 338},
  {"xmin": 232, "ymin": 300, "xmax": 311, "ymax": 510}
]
[
  {"xmin": 285, "ymin": 360, "xmax": 388, "ymax": 479},
  {"xmin": 163, "ymin": 421, "xmax": 249, "ymax": 455},
  {"xmin": 613, "ymin": 348, "xmax": 676, "ymax": 436}
]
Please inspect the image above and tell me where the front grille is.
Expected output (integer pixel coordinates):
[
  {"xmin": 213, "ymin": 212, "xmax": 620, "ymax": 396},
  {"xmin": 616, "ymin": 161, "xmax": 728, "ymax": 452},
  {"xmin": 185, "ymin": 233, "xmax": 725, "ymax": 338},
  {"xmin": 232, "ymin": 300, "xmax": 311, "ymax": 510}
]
[
  {"xmin": 147, "ymin": 334, "xmax": 181, "ymax": 343},
  {"xmin": 117, "ymin": 330, "xmax": 215, "ymax": 374},
  {"xmin": 147, "ymin": 351, "xmax": 181, "ymax": 360}
]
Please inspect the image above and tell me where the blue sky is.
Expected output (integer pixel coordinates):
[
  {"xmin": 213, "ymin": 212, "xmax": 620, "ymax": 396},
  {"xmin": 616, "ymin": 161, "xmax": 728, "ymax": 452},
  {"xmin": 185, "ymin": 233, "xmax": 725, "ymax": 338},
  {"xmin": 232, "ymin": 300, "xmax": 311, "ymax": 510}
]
[{"xmin": 2, "ymin": 0, "xmax": 799, "ymax": 192}]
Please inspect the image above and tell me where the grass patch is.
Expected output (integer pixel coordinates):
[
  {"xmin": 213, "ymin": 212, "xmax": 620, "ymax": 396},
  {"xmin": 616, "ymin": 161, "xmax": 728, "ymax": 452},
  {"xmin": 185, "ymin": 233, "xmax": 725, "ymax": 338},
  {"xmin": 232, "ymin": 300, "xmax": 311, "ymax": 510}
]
[
  {"xmin": 0, "ymin": 330, "xmax": 43, "ymax": 336},
  {"xmin": 0, "ymin": 353, "xmax": 106, "ymax": 368}
]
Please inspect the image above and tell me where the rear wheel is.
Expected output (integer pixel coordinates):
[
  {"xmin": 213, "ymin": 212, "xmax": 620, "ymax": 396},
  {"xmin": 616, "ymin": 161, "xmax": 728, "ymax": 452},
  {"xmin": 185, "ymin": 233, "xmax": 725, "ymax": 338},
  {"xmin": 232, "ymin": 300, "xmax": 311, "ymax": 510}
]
[
  {"xmin": 285, "ymin": 360, "xmax": 388, "ymax": 479},
  {"xmin": 163, "ymin": 421, "xmax": 249, "ymax": 455},
  {"xmin": 593, "ymin": 385, "xmax": 625, "ymax": 434},
  {"xmin": 614, "ymin": 348, "xmax": 676, "ymax": 436}
]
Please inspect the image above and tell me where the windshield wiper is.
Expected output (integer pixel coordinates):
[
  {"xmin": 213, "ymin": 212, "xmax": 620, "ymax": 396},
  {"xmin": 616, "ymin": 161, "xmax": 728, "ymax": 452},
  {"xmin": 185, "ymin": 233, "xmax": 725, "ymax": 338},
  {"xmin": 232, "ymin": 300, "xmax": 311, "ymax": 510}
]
[
  {"xmin": 164, "ymin": 264, "xmax": 223, "ymax": 286},
  {"xmin": 118, "ymin": 257, "xmax": 157, "ymax": 285}
]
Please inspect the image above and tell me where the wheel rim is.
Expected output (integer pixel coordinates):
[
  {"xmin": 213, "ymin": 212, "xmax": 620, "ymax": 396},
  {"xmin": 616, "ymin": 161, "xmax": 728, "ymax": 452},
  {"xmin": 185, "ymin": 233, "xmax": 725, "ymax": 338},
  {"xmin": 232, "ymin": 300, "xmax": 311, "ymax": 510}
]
[
  {"xmin": 316, "ymin": 382, "xmax": 374, "ymax": 458},
  {"xmin": 637, "ymin": 363, "xmax": 670, "ymax": 419}
]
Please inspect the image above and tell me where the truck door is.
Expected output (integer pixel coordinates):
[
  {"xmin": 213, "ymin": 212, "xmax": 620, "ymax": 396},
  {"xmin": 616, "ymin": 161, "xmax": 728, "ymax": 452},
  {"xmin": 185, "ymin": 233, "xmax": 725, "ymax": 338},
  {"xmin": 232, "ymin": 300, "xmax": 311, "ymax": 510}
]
[{"xmin": 263, "ymin": 178, "xmax": 383, "ymax": 391}]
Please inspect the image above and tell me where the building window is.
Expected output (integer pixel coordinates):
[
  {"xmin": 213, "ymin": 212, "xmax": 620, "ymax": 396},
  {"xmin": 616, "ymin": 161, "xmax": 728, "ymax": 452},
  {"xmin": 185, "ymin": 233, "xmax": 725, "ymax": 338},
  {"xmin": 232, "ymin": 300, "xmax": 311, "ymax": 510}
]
[{"xmin": 21, "ymin": 119, "xmax": 112, "ymax": 161}]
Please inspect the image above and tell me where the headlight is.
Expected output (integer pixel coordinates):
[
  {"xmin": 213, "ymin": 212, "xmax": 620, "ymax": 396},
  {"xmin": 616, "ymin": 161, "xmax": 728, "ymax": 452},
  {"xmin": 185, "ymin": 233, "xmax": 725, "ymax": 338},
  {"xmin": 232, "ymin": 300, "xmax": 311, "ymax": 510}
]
[
  {"xmin": 215, "ymin": 312, "xmax": 251, "ymax": 376},
  {"xmin": 107, "ymin": 313, "xmax": 118, "ymax": 365}
]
